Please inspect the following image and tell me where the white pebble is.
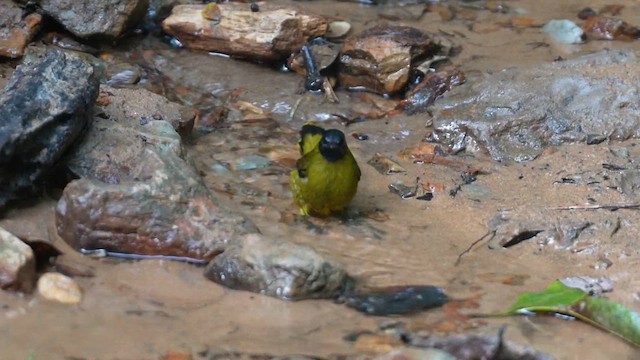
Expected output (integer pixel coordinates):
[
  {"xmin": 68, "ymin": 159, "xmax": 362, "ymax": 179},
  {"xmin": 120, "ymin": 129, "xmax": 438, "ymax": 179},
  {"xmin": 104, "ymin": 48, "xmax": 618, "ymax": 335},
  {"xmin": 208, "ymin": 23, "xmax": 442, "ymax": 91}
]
[{"xmin": 37, "ymin": 272, "xmax": 82, "ymax": 304}]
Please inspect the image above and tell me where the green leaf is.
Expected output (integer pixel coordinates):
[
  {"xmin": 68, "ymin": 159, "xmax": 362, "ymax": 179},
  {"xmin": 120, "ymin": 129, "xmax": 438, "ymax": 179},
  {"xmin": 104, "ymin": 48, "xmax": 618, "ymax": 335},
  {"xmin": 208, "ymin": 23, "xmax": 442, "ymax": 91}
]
[
  {"xmin": 489, "ymin": 280, "xmax": 640, "ymax": 347},
  {"xmin": 572, "ymin": 296, "xmax": 640, "ymax": 346},
  {"xmin": 502, "ymin": 280, "xmax": 587, "ymax": 315}
]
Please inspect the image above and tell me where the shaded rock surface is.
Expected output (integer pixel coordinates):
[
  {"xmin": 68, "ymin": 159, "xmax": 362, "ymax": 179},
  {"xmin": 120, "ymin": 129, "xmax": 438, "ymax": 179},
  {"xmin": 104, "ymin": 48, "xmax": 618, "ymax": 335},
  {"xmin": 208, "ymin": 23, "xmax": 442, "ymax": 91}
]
[
  {"xmin": 339, "ymin": 26, "xmax": 439, "ymax": 94},
  {"xmin": 0, "ymin": 0, "xmax": 42, "ymax": 58},
  {"xmin": 57, "ymin": 86, "xmax": 256, "ymax": 260},
  {"xmin": 0, "ymin": 226, "xmax": 36, "ymax": 293},
  {"xmin": 162, "ymin": 3, "xmax": 327, "ymax": 61},
  {"xmin": 0, "ymin": 49, "xmax": 99, "ymax": 209},
  {"xmin": 204, "ymin": 233, "xmax": 347, "ymax": 300},
  {"xmin": 431, "ymin": 50, "xmax": 640, "ymax": 162},
  {"xmin": 37, "ymin": 0, "xmax": 149, "ymax": 38}
]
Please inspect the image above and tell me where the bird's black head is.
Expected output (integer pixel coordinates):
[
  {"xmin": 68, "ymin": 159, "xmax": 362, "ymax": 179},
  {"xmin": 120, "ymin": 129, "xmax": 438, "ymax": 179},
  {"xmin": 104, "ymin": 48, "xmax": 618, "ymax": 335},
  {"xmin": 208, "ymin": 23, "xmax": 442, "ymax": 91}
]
[{"xmin": 319, "ymin": 129, "xmax": 348, "ymax": 162}]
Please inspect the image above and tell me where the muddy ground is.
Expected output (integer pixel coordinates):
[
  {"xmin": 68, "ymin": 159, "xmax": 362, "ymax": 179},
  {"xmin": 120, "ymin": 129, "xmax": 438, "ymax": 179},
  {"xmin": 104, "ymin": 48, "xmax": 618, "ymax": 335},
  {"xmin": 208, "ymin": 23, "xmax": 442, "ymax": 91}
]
[{"xmin": 2, "ymin": 0, "xmax": 640, "ymax": 359}]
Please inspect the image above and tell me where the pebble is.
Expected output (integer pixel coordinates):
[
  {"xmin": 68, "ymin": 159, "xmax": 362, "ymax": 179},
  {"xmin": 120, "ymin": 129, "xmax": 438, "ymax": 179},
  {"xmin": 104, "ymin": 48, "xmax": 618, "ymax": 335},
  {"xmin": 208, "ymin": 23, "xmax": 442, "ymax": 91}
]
[
  {"xmin": 542, "ymin": 19, "xmax": 585, "ymax": 44},
  {"xmin": 234, "ymin": 155, "xmax": 272, "ymax": 170},
  {"xmin": 37, "ymin": 272, "xmax": 82, "ymax": 304},
  {"xmin": 375, "ymin": 348, "xmax": 456, "ymax": 360}
]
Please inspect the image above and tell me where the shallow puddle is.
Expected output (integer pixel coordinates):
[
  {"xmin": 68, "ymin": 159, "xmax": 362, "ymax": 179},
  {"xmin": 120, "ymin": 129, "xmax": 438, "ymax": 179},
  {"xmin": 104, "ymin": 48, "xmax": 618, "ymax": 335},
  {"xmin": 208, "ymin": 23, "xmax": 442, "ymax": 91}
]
[{"xmin": 2, "ymin": 0, "xmax": 640, "ymax": 359}]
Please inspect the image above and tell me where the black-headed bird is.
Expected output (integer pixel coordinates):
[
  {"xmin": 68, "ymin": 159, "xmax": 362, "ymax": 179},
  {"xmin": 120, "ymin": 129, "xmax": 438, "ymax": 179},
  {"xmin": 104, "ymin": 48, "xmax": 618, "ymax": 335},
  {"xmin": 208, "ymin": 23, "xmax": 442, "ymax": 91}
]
[{"xmin": 290, "ymin": 123, "xmax": 361, "ymax": 217}]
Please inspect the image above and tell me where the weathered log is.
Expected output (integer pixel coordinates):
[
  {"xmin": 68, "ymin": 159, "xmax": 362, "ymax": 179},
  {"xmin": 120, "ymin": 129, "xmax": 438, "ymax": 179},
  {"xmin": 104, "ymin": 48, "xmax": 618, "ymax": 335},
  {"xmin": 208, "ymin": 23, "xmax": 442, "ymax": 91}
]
[{"xmin": 162, "ymin": 2, "xmax": 327, "ymax": 61}]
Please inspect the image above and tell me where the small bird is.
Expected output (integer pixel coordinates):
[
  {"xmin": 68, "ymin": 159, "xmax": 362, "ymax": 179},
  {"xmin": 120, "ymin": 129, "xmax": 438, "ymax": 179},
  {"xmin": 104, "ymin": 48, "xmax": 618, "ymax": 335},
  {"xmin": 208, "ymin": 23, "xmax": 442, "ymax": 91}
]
[{"xmin": 290, "ymin": 123, "xmax": 361, "ymax": 217}]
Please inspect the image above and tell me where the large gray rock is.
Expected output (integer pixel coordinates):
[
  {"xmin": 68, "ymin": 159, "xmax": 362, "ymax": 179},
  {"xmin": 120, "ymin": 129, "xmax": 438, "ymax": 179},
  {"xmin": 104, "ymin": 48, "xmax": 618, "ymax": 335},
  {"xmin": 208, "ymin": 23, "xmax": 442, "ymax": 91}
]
[
  {"xmin": 0, "ymin": 49, "xmax": 99, "ymax": 209},
  {"xmin": 65, "ymin": 86, "xmax": 194, "ymax": 182},
  {"xmin": 204, "ymin": 233, "xmax": 347, "ymax": 300},
  {"xmin": 0, "ymin": 226, "xmax": 36, "ymax": 293},
  {"xmin": 38, "ymin": 0, "xmax": 149, "ymax": 38},
  {"xmin": 431, "ymin": 50, "xmax": 640, "ymax": 162},
  {"xmin": 0, "ymin": 0, "xmax": 42, "ymax": 58},
  {"xmin": 56, "ymin": 86, "xmax": 256, "ymax": 260}
]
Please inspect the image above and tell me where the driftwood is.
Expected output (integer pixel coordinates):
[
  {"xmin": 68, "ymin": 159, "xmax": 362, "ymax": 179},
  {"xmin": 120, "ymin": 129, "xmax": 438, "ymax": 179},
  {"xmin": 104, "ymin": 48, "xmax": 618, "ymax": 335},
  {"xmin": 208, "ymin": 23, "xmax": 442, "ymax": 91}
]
[{"xmin": 162, "ymin": 2, "xmax": 327, "ymax": 61}]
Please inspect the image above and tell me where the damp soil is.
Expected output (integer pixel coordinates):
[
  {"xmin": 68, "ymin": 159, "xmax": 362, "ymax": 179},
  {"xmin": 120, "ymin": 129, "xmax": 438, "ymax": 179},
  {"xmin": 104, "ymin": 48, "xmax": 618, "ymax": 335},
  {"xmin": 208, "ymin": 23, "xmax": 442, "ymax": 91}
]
[{"xmin": 2, "ymin": 0, "xmax": 640, "ymax": 359}]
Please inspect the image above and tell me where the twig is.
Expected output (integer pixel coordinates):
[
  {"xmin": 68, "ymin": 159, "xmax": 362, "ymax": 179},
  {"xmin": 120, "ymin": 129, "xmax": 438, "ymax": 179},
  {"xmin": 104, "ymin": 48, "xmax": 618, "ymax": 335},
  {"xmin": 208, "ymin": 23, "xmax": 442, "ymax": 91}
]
[
  {"xmin": 288, "ymin": 96, "xmax": 304, "ymax": 122},
  {"xmin": 455, "ymin": 230, "xmax": 494, "ymax": 266},
  {"xmin": 549, "ymin": 203, "xmax": 640, "ymax": 211}
]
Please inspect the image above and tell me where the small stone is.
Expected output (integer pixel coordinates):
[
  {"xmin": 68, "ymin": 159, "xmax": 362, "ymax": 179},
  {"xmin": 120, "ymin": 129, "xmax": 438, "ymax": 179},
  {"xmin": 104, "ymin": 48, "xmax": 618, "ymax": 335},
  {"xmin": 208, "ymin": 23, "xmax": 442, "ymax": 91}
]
[
  {"xmin": 326, "ymin": 21, "xmax": 351, "ymax": 39},
  {"xmin": 375, "ymin": 348, "xmax": 456, "ymax": 360},
  {"xmin": 0, "ymin": 1, "xmax": 42, "ymax": 58},
  {"xmin": 0, "ymin": 226, "xmax": 36, "ymax": 293},
  {"xmin": 37, "ymin": 272, "xmax": 82, "ymax": 304},
  {"xmin": 542, "ymin": 19, "xmax": 585, "ymax": 44},
  {"xmin": 234, "ymin": 155, "xmax": 272, "ymax": 171}
]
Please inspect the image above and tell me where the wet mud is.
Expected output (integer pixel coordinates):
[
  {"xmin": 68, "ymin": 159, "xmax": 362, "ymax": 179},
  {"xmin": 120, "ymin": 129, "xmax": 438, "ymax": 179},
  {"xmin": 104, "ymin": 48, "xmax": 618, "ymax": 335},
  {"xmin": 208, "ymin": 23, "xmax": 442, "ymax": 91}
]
[{"xmin": 2, "ymin": 0, "xmax": 640, "ymax": 359}]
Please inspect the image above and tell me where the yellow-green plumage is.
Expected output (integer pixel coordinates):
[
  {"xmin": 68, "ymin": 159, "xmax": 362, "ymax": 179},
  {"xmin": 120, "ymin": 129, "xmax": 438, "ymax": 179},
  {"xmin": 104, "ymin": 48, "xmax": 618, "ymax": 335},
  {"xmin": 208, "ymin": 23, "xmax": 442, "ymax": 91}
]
[{"xmin": 290, "ymin": 123, "xmax": 361, "ymax": 217}]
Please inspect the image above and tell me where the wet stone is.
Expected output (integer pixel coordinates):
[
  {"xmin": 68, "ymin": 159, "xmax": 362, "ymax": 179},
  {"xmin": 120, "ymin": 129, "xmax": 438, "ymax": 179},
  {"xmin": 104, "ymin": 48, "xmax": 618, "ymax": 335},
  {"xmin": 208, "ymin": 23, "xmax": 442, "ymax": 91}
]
[
  {"xmin": 431, "ymin": 50, "xmax": 640, "ymax": 161},
  {"xmin": 38, "ymin": 0, "xmax": 149, "ymax": 38},
  {"xmin": 204, "ymin": 233, "xmax": 347, "ymax": 300},
  {"xmin": 0, "ymin": 0, "xmax": 42, "ymax": 58},
  {"xmin": 339, "ymin": 25, "xmax": 439, "ymax": 94},
  {"xmin": 375, "ymin": 348, "xmax": 455, "ymax": 360},
  {"xmin": 0, "ymin": 49, "xmax": 99, "ymax": 209},
  {"xmin": 0, "ymin": 226, "xmax": 36, "ymax": 293},
  {"xmin": 401, "ymin": 66, "xmax": 465, "ymax": 114},
  {"xmin": 407, "ymin": 332, "xmax": 554, "ymax": 360},
  {"xmin": 341, "ymin": 285, "xmax": 448, "ymax": 316},
  {"xmin": 57, "ymin": 86, "xmax": 257, "ymax": 261}
]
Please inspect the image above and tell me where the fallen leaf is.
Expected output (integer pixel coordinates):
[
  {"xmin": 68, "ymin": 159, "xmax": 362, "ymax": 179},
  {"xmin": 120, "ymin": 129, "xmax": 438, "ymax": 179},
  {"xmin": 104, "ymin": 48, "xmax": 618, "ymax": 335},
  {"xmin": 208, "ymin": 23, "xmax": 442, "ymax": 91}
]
[{"xmin": 368, "ymin": 153, "xmax": 407, "ymax": 175}]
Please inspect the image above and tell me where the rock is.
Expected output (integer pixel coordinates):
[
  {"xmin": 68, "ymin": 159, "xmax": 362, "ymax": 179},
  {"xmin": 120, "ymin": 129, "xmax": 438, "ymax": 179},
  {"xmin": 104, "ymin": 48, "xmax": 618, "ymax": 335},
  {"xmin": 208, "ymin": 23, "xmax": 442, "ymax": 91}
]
[
  {"xmin": 100, "ymin": 86, "xmax": 194, "ymax": 136},
  {"xmin": 37, "ymin": 0, "xmax": 149, "ymax": 38},
  {"xmin": 339, "ymin": 26, "xmax": 440, "ymax": 95},
  {"xmin": 375, "ymin": 348, "xmax": 455, "ymax": 360},
  {"xmin": 56, "ymin": 173, "xmax": 255, "ymax": 260},
  {"xmin": 162, "ymin": 3, "xmax": 327, "ymax": 61},
  {"xmin": 401, "ymin": 66, "xmax": 466, "ymax": 114},
  {"xmin": 37, "ymin": 272, "xmax": 82, "ymax": 304},
  {"xmin": 0, "ymin": 226, "xmax": 36, "ymax": 292},
  {"xmin": 326, "ymin": 21, "xmax": 351, "ymax": 39},
  {"xmin": 542, "ymin": 19, "xmax": 585, "ymax": 44},
  {"xmin": 0, "ymin": 1, "xmax": 43, "ymax": 58},
  {"xmin": 65, "ymin": 86, "xmax": 193, "ymax": 183},
  {"xmin": 583, "ymin": 16, "xmax": 640, "ymax": 41},
  {"xmin": 408, "ymin": 333, "xmax": 553, "ymax": 360},
  {"xmin": 431, "ymin": 50, "xmax": 640, "ymax": 161},
  {"xmin": 57, "ymin": 86, "xmax": 257, "ymax": 260},
  {"xmin": 204, "ymin": 233, "xmax": 347, "ymax": 300},
  {"xmin": 0, "ymin": 49, "xmax": 99, "ymax": 209},
  {"xmin": 342, "ymin": 285, "xmax": 448, "ymax": 316}
]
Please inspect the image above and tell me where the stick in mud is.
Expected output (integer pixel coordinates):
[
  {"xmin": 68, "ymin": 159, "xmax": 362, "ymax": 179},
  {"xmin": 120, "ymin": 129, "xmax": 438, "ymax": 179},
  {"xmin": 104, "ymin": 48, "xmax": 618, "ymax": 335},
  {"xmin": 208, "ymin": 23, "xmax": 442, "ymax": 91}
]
[
  {"xmin": 455, "ymin": 230, "xmax": 494, "ymax": 266},
  {"xmin": 549, "ymin": 203, "xmax": 640, "ymax": 211}
]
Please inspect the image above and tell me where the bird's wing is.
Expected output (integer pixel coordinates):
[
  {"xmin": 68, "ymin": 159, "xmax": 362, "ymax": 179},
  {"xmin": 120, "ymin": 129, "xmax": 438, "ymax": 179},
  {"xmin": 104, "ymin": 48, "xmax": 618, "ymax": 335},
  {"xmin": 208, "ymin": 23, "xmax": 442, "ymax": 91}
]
[
  {"xmin": 296, "ymin": 153, "xmax": 312, "ymax": 178},
  {"xmin": 299, "ymin": 123, "xmax": 324, "ymax": 155}
]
